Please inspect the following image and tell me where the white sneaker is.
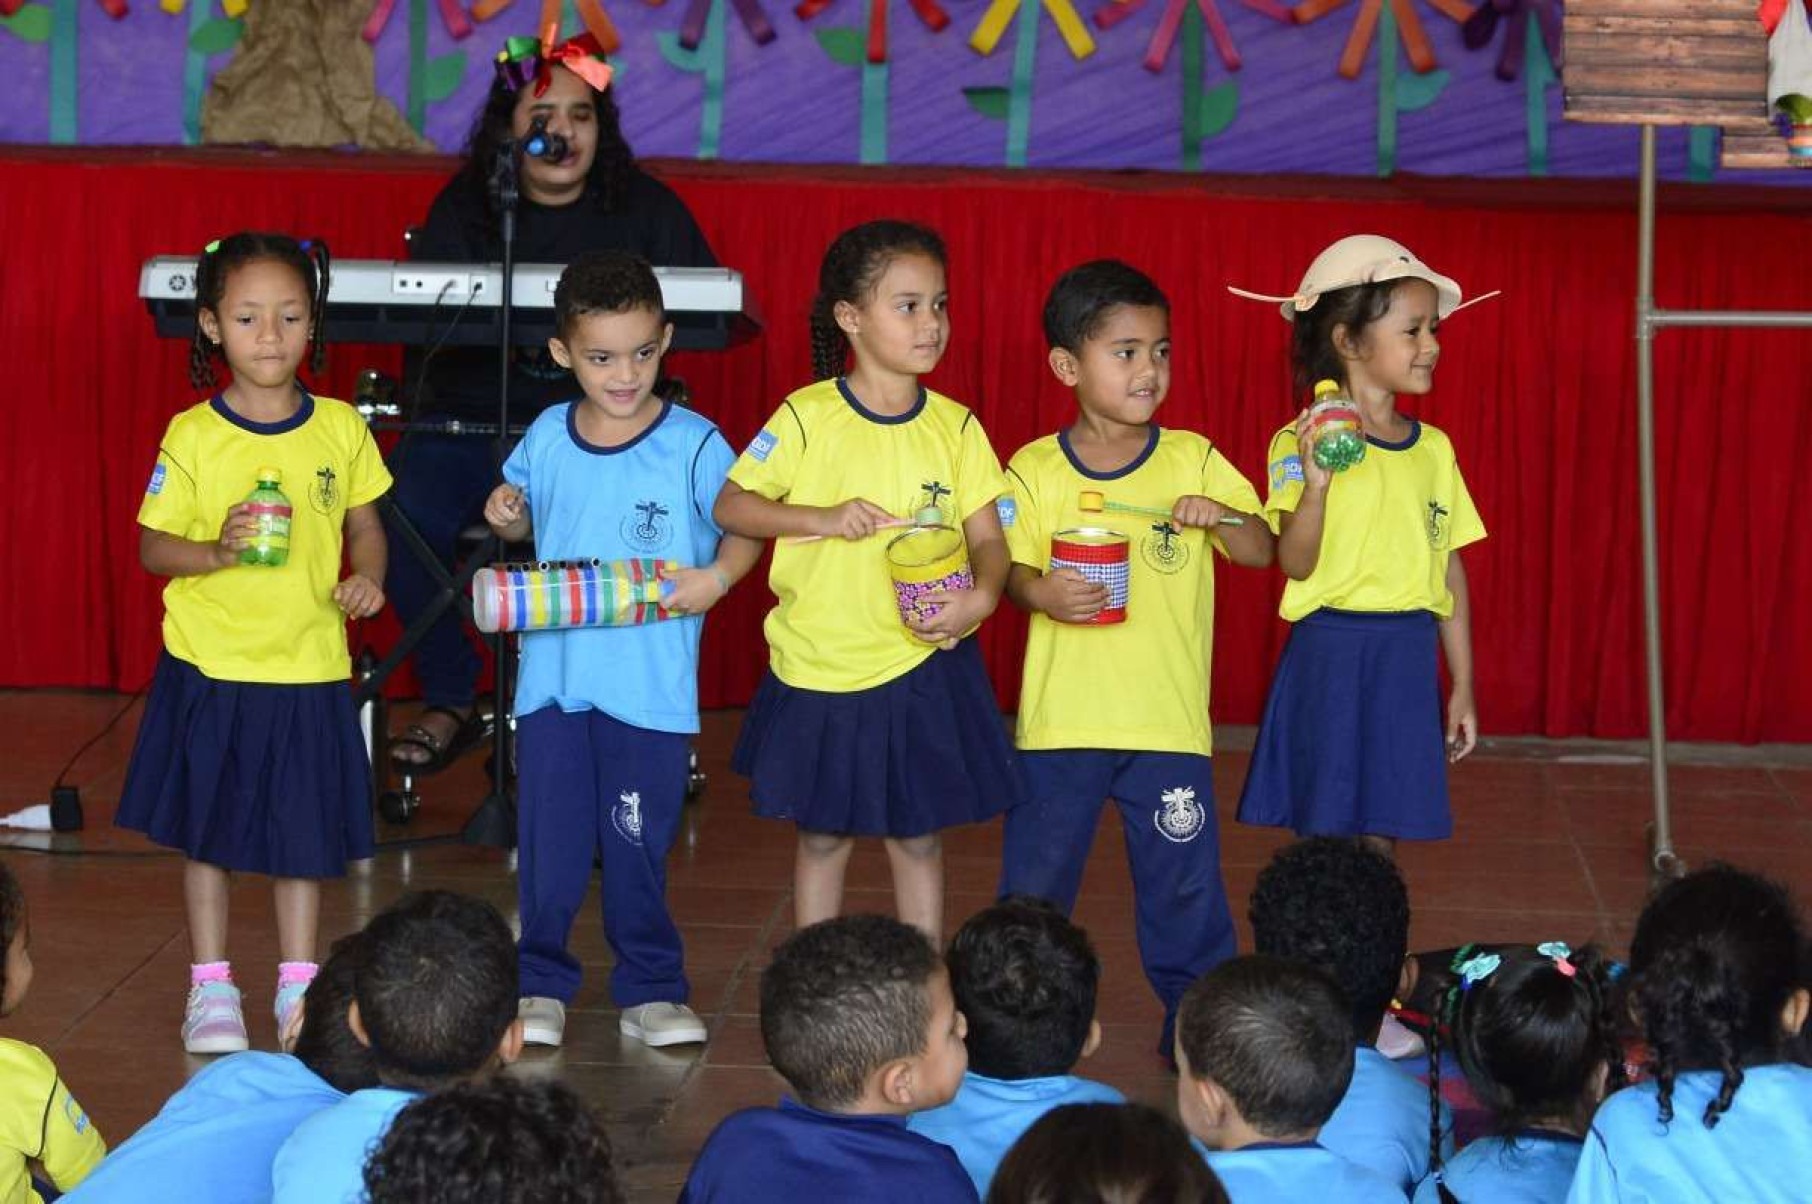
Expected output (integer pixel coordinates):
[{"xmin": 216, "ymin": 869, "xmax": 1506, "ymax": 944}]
[
  {"xmin": 519, "ymin": 996, "xmax": 567, "ymax": 1047},
  {"xmin": 619, "ymin": 1002, "xmax": 707, "ymax": 1047}
]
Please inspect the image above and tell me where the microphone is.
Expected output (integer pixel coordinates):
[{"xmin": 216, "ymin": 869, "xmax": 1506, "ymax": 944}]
[{"xmin": 522, "ymin": 116, "xmax": 569, "ymax": 163}]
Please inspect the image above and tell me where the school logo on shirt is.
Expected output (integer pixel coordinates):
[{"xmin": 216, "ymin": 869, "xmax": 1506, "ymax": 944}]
[
  {"xmin": 612, "ymin": 790, "xmax": 644, "ymax": 845},
  {"xmin": 1140, "ymin": 521, "xmax": 1190, "ymax": 575},
  {"xmin": 1155, "ymin": 786, "xmax": 1206, "ymax": 843},
  {"xmin": 912, "ymin": 479, "xmax": 954, "ymax": 526},
  {"xmin": 310, "ymin": 464, "xmax": 339, "ymax": 514},
  {"xmin": 1426, "ymin": 500, "xmax": 1450, "ymax": 549},
  {"xmin": 146, "ymin": 463, "xmax": 167, "ymax": 496},
  {"xmin": 622, "ymin": 500, "xmax": 674, "ymax": 552},
  {"xmin": 996, "ymin": 495, "xmax": 1017, "ymax": 529},
  {"xmin": 1270, "ymin": 454, "xmax": 1304, "ymax": 491},
  {"xmin": 64, "ymin": 1093, "xmax": 91, "ymax": 1134},
  {"xmin": 747, "ymin": 429, "xmax": 778, "ymax": 462}
]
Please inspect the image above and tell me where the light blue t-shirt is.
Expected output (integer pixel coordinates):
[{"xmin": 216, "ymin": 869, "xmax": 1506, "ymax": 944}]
[
  {"xmin": 64, "ymin": 1053, "xmax": 342, "ymax": 1204},
  {"xmin": 270, "ymin": 1086, "xmax": 417, "ymax": 1204},
  {"xmin": 1567, "ymin": 1064, "xmax": 1812, "ymax": 1203},
  {"xmin": 502, "ymin": 400, "xmax": 734, "ymax": 733},
  {"xmin": 907, "ymin": 1071, "xmax": 1124, "ymax": 1197},
  {"xmin": 1321, "ymin": 1045, "xmax": 1454, "ymax": 1194},
  {"xmin": 1412, "ymin": 1132, "xmax": 1584, "ymax": 1204},
  {"xmin": 1206, "ymin": 1141, "xmax": 1409, "ymax": 1204}
]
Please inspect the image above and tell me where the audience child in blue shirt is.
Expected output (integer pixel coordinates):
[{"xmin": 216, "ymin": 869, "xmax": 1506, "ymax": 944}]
[
  {"xmin": 272, "ymin": 892, "xmax": 524, "ymax": 1204},
  {"xmin": 1176, "ymin": 954, "xmax": 1406, "ymax": 1203},
  {"xmin": 66, "ymin": 933, "xmax": 377, "ymax": 1203},
  {"xmin": 1250, "ymin": 837, "xmax": 1453, "ymax": 1192},
  {"xmin": 1413, "ymin": 942, "xmax": 1620, "ymax": 1204},
  {"xmin": 909, "ymin": 897, "xmax": 1123, "ymax": 1197},
  {"xmin": 681, "ymin": 915, "xmax": 977, "ymax": 1203},
  {"xmin": 1569, "ymin": 866, "xmax": 1812, "ymax": 1204}
]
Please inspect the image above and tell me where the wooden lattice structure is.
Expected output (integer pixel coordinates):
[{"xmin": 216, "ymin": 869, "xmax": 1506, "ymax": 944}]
[{"xmin": 1563, "ymin": 0, "xmax": 1787, "ymax": 169}]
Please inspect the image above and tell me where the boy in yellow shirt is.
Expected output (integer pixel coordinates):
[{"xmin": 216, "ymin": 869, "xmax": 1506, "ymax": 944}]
[{"xmin": 999, "ymin": 260, "xmax": 1273, "ymax": 1056}]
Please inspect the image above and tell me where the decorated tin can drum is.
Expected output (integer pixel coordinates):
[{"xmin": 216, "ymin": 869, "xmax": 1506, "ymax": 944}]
[
  {"xmin": 1050, "ymin": 527, "xmax": 1130, "ymax": 624},
  {"xmin": 884, "ymin": 524, "xmax": 973, "ymax": 625},
  {"xmin": 472, "ymin": 559, "xmax": 673, "ymax": 633}
]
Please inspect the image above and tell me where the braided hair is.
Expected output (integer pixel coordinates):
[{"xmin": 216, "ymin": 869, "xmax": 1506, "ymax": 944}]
[
  {"xmin": 1424, "ymin": 943, "xmax": 1623, "ymax": 1198},
  {"xmin": 1630, "ymin": 864, "xmax": 1804, "ymax": 1129},
  {"xmin": 808, "ymin": 220, "xmax": 947, "ymax": 382},
  {"xmin": 189, "ymin": 233, "xmax": 331, "ymax": 391}
]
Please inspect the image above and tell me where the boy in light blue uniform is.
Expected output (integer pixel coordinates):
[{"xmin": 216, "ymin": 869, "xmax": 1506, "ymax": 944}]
[
  {"xmin": 485, "ymin": 251, "xmax": 760, "ymax": 1051},
  {"xmin": 909, "ymin": 897, "xmax": 1122, "ymax": 1196},
  {"xmin": 66, "ymin": 935, "xmax": 375, "ymax": 1203},
  {"xmin": 271, "ymin": 892, "xmax": 523, "ymax": 1204},
  {"xmin": 1177, "ymin": 956, "xmax": 1406, "ymax": 1204},
  {"xmin": 1250, "ymin": 837, "xmax": 1452, "ymax": 1193}
]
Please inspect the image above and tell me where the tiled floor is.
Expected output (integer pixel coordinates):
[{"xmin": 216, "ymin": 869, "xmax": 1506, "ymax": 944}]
[{"xmin": 1, "ymin": 691, "xmax": 1808, "ymax": 1201}]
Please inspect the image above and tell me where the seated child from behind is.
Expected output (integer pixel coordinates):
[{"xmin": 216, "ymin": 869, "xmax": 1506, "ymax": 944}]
[
  {"xmin": 681, "ymin": 914, "xmax": 976, "ymax": 1203},
  {"xmin": 67, "ymin": 932, "xmax": 376, "ymax": 1203},
  {"xmin": 0, "ymin": 858, "xmax": 104, "ymax": 1203},
  {"xmin": 987, "ymin": 1102, "xmax": 1228, "ymax": 1204},
  {"xmin": 363, "ymin": 1077, "xmax": 623, "ymax": 1204},
  {"xmin": 1250, "ymin": 836, "xmax": 1452, "ymax": 1191},
  {"xmin": 1177, "ymin": 954, "xmax": 1406, "ymax": 1203},
  {"xmin": 909, "ymin": 896, "xmax": 1122, "ymax": 1197},
  {"xmin": 272, "ymin": 890, "xmax": 523, "ymax": 1204}
]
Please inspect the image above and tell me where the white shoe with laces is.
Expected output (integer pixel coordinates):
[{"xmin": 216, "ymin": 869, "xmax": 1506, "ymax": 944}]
[
  {"xmin": 619, "ymin": 1002, "xmax": 707, "ymax": 1047},
  {"xmin": 519, "ymin": 996, "xmax": 567, "ymax": 1047}
]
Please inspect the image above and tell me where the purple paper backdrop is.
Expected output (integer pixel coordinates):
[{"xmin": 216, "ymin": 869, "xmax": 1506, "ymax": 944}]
[{"xmin": 0, "ymin": 0, "xmax": 1806, "ymax": 184}]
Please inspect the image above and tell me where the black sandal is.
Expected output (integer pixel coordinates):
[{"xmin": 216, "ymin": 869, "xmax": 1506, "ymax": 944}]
[{"xmin": 389, "ymin": 706, "xmax": 486, "ymax": 777}]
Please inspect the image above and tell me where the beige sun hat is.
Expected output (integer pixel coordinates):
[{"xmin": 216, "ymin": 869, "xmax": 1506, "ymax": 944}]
[{"xmin": 1228, "ymin": 234, "xmax": 1498, "ymax": 320}]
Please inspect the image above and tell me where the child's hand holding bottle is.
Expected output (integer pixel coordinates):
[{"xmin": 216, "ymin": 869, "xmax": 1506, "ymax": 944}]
[{"xmin": 212, "ymin": 503, "xmax": 260, "ymax": 570}]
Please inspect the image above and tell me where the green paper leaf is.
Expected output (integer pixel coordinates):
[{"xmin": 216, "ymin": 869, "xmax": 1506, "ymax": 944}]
[
  {"xmin": 963, "ymin": 85, "xmax": 1010, "ymax": 121},
  {"xmin": 657, "ymin": 30, "xmax": 703, "ymax": 72},
  {"xmin": 1396, "ymin": 68, "xmax": 1449, "ymax": 113},
  {"xmin": 0, "ymin": 3, "xmax": 52, "ymax": 42},
  {"xmin": 424, "ymin": 50, "xmax": 467, "ymax": 103},
  {"xmin": 1199, "ymin": 80, "xmax": 1238, "ymax": 139},
  {"xmin": 816, "ymin": 26, "xmax": 865, "ymax": 67},
  {"xmin": 188, "ymin": 16, "xmax": 244, "ymax": 54}
]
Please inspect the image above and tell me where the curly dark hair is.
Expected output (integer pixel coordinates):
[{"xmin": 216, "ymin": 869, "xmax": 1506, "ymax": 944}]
[
  {"xmin": 1288, "ymin": 280, "xmax": 1408, "ymax": 401},
  {"xmin": 355, "ymin": 891, "xmax": 519, "ymax": 1091},
  {"xmin": 363, "ymin": 1077, "xmax": 623, "ymax": 1204},
  {"xmin": 454, "ymin": 66, "xmax": 637, "ymax": 238},
  {"xmin": 986, "ymin": 1102, "xmax": 1230, "ymax": 1204},
  {"xmin": 554, "ymin": 249, "xmax": 665, "ymax": 335},
  {"xmin": 948, "ymin": 896, "xmax": 1099, "ymax": 1080},
  {"xmin": 1629, "ymin": 864, "xmax": 1805, "ymax": 1129},
  {"xmin": 1425, "ymin": 943, "xmax": 1623, "ymax": 1185},
  {"xmin": 1249, "ymin": 837, "xmax": 1410, "ymax": 1042},
  {"xmin": 291, "ymin": 932, "xmax": 380, "ymax": 1095},
  {"xmin": 1177, "ymin": 954, "xmax": 1355, "ymax": 1137},
  {"xmin": 189, "ymin": 232, "xmax": 330, "ymax": 391},
  {"xmin": 808, "ymin": 220, "xmax": 947, "ymax": 381},
  {"xmin": 0, "ymin": 858, "xmax": 23, "ymax": 1009},
  {"xmin": 760, "ymin": 914, "xmax": 941, "ymax": 1109},
  {"xmin": 1041, "ymin": 260, "xmax": 1169, "ymax": 353}
]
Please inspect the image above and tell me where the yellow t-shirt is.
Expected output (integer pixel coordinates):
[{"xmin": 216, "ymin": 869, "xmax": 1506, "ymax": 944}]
[
  {"xmin": 728, "ymin": 378, "xmax": 1009, "ymax": 692},
  {"xmin": 137, "ymin": 392, "xmax": 392, "ymax": 683},
  {"xmin": 1263, "ymin": 418, "xmax": 1485, "ymax": 621},
  {"xmin": 1004, "ymin": 428, "xmax": 1262, "ymax": 756},
  {"xmin": 0, "ymin": 1038, "xmax": 104, "ymax": 1204}
]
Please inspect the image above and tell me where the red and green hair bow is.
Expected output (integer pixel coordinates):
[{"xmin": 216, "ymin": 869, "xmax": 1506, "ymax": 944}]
[{"xmin": 496, "ymin": 26, "xmax": 616, "ymax": 96}]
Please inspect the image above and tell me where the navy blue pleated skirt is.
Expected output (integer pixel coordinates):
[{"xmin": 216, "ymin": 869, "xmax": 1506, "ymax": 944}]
[
  {"xmin": 1236, "ymin": 609, "xmax": 1451, "ymax": 841},
  {"xmin": 732, "ymin": 638, "xmax": 1026, "ymax": 838},
  {"xmin": 116, "ymin": 652, "xmax": 375, "ymax": 877}
]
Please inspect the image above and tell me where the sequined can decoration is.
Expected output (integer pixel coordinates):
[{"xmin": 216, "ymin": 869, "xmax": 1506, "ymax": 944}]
[{"xmin": 885, "ymin": 524, "xmax": 972, "ymax": 625}]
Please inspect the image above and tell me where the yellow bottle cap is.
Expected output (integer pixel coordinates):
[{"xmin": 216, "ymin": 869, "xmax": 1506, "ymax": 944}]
[
  {"xmin": 256, "ymin": 466, "xmax": 282, "ymax": 484},
  {"xmin": 1313, "ymin": 380, "xmax": 1342, "ymax": 399}
]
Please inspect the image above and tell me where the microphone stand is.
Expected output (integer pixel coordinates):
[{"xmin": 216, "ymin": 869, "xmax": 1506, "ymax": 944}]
[{"xmin": 461, "ymin": 134, "xmax": 527, "ymax": 849}]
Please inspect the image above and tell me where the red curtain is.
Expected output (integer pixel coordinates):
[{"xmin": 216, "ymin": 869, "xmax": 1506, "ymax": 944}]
[{"xmin": 3, "ymin": 149, "xmax": 1809, "ymax": 742}]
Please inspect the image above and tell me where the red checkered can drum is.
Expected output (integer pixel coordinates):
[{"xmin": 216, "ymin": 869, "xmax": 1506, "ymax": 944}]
[{"xmin": 1050, "ymin": 527, "xmax": 1130, "ymax": 625}]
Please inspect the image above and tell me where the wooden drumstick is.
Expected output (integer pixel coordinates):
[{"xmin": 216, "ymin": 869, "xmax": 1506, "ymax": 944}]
[
  {"xmin": 1077, "ymin": 489, "xmax": 1244, "ymax": 527},
  {"xmin": 783, "ymin": 505, "xmax": 945, "ymax": 545}
]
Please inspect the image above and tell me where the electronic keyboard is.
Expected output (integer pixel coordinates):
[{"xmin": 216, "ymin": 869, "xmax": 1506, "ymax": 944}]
[{"xmin": 138, "ymin": 258, "xmax": 759, "ymax": 350}]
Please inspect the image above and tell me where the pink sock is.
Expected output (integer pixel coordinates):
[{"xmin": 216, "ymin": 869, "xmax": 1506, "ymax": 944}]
[
  {"xmin": 277, "ymin": 961, "xmax": 318, "ymax": 990},
  {"xmin": 191, "ymin": 961, "xmax": 232, "ymax": 986}
]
